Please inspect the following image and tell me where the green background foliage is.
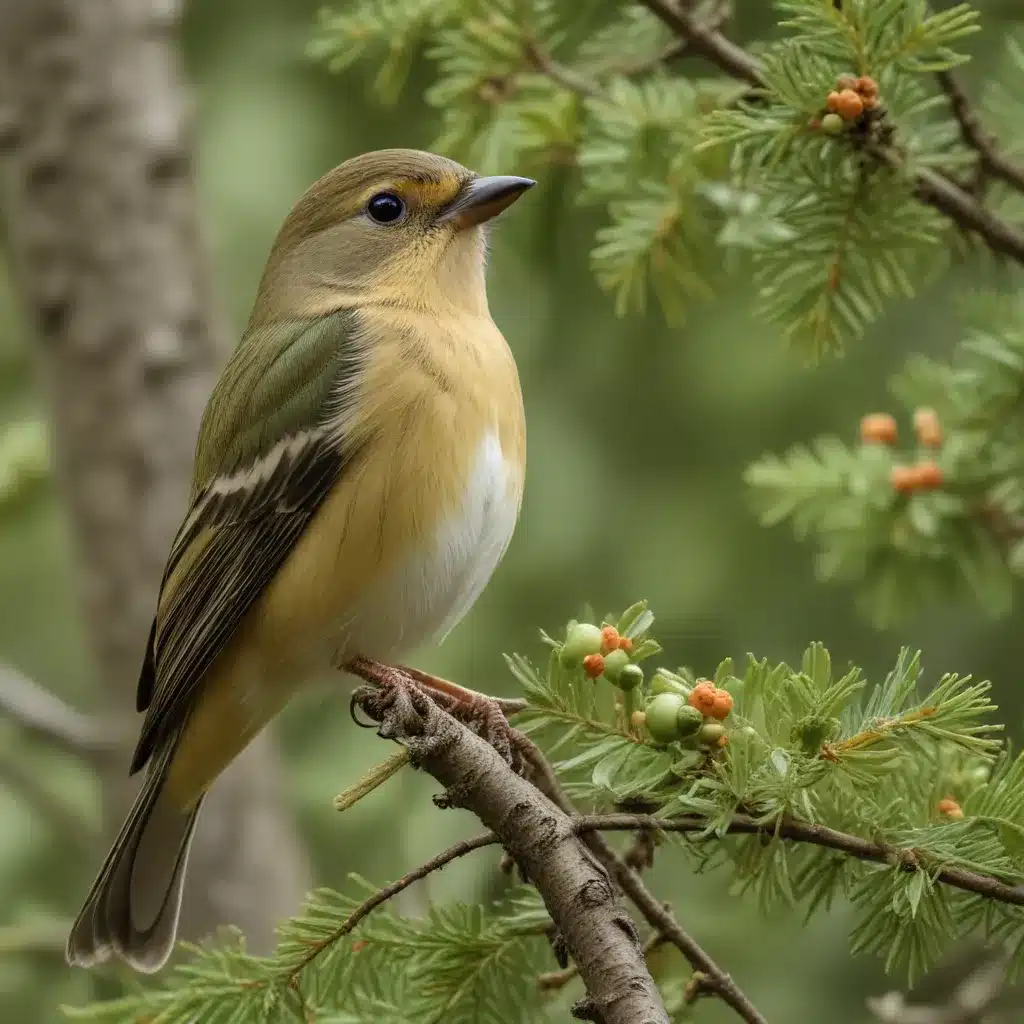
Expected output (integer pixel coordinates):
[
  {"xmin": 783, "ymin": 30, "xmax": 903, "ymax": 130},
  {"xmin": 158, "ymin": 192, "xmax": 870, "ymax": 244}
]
[{"xmin": 2, "ymin": 0, "xmax": 1024, "ymax": 1021}]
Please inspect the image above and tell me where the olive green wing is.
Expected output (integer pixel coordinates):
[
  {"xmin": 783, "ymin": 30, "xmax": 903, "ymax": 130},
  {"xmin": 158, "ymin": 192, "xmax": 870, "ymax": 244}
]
[{"xmin": 131, "ymin": 309, "xmax": 364, "ymax": 772}]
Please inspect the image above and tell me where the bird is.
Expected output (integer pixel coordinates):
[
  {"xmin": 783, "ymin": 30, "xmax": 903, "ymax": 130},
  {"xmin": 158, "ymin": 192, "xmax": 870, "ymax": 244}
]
[{"xmin": 66, "ymin": 148, "xmax": 534, "ymax": 973}]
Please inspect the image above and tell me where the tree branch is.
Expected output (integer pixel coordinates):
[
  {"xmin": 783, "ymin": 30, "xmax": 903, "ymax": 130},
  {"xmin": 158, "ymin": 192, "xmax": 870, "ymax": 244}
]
[
  {"xmin": 636, "ymin": 0, "xmax": 1024, "ymax": 264},
  {"xmin": 518, "ymin": 742, "xmax": 767, "ymax": 1024},
  {"xmin": 352, "ymin": 680, "xmax": 672, "ymax": 1024},
  {"xmin": 287, "ymin": 832, "xmax": 500, "ymax": 978},
  {"xmin": 575, "ymin": 813, "xmax": 1024, "ymax": 907},
  {"xmin": 936, "ymin": 70, "xmax": 1024, "ymax": 196},
  {"xmin": 0, "ymin": 662, "xmax": 126, "ymax": 761}
]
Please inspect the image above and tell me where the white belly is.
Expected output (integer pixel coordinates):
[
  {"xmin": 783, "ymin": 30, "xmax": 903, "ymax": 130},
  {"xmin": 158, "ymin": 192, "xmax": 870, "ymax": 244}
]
[{"xmin": 340, "ymin": 430, "xmax": 520, "ymax": 661}]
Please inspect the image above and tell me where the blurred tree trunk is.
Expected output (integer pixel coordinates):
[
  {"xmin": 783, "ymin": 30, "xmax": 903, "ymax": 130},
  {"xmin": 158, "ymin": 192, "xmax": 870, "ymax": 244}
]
[{"xmin": 0, "ymin": 0, "xmax": 307, "ymax": 952}]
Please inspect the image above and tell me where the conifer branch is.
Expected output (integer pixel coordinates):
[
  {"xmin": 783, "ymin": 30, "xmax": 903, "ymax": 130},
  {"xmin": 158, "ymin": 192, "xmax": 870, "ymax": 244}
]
[
  {"xmin": 351, "ymin": 678, "xmax": 674, "ymax": 1024},
  {"xmin": 285, "ymin": 831, "xmax": 501, "ymax": 978},
  {"xmin": 574, "ymin": 814, "xmax": 1024, "ymax": 907},
  {"xmin": 936, "ymin": 70, "xmax": 1024, "ymax": 196},
  {"xmin": 519, "ymin": 738, "xmax": 768, "ymax": 1024},
  {"xmin": 636, "ymin": 0, "xmax": 1024, "ymax": 264}
]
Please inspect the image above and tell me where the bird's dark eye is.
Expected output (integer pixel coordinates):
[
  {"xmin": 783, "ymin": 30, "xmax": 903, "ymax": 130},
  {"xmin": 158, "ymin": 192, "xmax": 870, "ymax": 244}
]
[{"xmin": 367, "ymin": 192, "xmax": 406, "ymax": 224}]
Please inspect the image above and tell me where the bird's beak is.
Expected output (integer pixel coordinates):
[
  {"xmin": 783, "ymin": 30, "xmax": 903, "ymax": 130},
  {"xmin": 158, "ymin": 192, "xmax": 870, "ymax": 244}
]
[{"xmin": 437, "ymin": 175, "xmax": 536, "ymax": 228}]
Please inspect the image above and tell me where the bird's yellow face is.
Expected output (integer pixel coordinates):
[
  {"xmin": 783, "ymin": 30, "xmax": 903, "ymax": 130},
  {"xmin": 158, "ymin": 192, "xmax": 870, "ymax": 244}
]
[{"xmin": 253, "ymin": 149, "xmax": 534, "ymax": 320}]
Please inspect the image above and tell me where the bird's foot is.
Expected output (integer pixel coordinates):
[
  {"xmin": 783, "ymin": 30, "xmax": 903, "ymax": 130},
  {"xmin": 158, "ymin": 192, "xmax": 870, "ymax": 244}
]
[{"xmin": 346, "ymin": 658, "xmax": 526, "ymax": 773}]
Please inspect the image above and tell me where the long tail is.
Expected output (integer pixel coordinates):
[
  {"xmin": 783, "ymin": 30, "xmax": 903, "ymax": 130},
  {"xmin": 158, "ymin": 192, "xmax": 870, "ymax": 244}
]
[{"xmin": 66, "ymin": 741, "xmax": 203, "ymax": 974}]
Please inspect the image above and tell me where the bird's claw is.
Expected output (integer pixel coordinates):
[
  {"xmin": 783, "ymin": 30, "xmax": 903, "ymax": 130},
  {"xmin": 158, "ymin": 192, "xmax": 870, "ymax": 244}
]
[{"xmin": 347, "ymin": 657, "xmax": 526, "ymax": 773}]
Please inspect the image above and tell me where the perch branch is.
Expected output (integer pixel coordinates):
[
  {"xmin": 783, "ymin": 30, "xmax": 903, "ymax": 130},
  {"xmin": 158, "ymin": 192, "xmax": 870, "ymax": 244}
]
[
  {"xmin": 636, "ymin": 0, "xmax": 1024, "ymax": 265},
  {"xmin": 352, "ymin": 677, "xmax": 672, "ymax": 1024},
  {"xmin": 576, "ymin": 814, "xmax": 1024, "ymax": 907},
  {"xmin": 518, "ymin": 741, "xmax": 767, "ymax": 1024},
  {"xmin": 0, "ymin": 662, "xmax": 126, "ymax": 761}
]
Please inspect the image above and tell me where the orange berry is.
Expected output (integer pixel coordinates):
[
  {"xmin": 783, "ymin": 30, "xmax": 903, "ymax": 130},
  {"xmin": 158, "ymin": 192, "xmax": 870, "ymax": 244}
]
[
  {"xmin": 708, "ymin": 689, "xmax": 734, "ymax": 721},
  {"xmin": 688, "ymin": 681, "xmax": 717, "ymax": 715},
  {"xmin": 835, "ymin": 88, "xmax": 864, "ymax": 120},
  {"xmin": 916, "ymin": 460, "xmax": 944, "ymax": 490},
  {"xmin": 618, "ymin": 636, "xmax": 634, "ymax": 653},
  {"xmin": 856, "ymin": 75, "xmax": 879, "ymax": 98},
  {"xmin": 891, "ymin": 465, "xmax": 918, "ymax": 493},
  {"xmin": 717, "ymin": 734, "xmax": 729, "ymax": 749},
  {"xmin": 937, "ymin": 797, "xmax": 964, "ymax": 820},
  {"xmin": 583, "ymin": 653, "xmax": 605, "ymax": 679},
  {"xmin": 862, "ymin": 94, "xmax": 880, "ymax": 111},
  {"xmin": 836, "ymin": 74, "xmax": 859, "ymax": 91},
  {"xmin": 913, "ymin": 407, "xmax": 942, "ymax": 448},
  {"xmin": 826, "ymin": 91, "xmax": 841, "ymax": 112},
  {"xmin": 860, "ymin": 412, "xmax": 898, "ymax": 445},
  {"xmin": 600, "ymin": 625, "xmax": 620, "ymax": 653}
]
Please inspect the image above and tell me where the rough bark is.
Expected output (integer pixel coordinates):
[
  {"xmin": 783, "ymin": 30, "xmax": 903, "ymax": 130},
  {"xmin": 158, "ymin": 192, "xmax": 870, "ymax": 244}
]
[
  {"xmin": 0, "ymin": 0, "xmax": 307, "ymax": 952},
  {"xmin": 355, "ymin": 682, "xmax": 671, "ymax": 1024}
]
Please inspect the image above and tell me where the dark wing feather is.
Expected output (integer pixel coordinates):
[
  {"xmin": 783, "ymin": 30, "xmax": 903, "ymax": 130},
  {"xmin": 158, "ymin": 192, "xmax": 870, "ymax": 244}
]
[{"xmin": 130, "ymin": 310, "xmax": 362, "ymax": 772}]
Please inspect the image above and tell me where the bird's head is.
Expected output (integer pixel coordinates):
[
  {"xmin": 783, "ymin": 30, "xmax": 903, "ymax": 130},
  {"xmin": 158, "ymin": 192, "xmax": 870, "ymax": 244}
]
[{"xmin": 251, "ymin": 149, "xmax": 534, "ymax": 322}]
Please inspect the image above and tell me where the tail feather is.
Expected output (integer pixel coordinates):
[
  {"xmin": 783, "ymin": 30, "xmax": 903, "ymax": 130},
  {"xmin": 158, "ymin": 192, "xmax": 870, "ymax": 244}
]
[{"xmin": 66, "ymin": 743, "xmax": 203, "ymax": 974}]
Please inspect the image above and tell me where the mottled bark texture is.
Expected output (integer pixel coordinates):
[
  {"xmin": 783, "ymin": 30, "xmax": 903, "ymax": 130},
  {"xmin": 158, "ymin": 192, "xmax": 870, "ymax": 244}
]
[
  {"xmin": 0, "ymin": 0, "xmax": 307, "ymax": 952},
  {"xmin": 355, "ymin": 682, "xmax": 671, "ymax": 1024}
]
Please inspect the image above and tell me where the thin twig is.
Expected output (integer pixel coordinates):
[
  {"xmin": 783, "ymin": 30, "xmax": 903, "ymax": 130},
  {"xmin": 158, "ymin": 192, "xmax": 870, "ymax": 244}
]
[
  {"xmin": 936, "ymin": 70, "xmax": 1024, "ymax": 195},
  {"xmin": 574, "ymin": 814, "xmax": 1024, "ymax": 907},
  {"xmin": 287, "ymin": 832, "xmax": 499, "ymax": 979},
  {"xmin": 592, "ymin": 830, "xmax": 769, "ymax": 1024},
  {"xmin": 637, "ymin": 0, "xmax": 1024, "ymax": 265},
  {"xmin": 614, "ymin": 0, "xmax": 733, "ymax": 77},
  {"xmin": 517, "ymin": 741, "xmax": 767, "ymax": 1024},
  {"xmin": 0, "ymin": 662, "xmax": 126, "ymax": 761},
  {"xmin": 524, "ymin": 39, "xmax": 602, "ymax": 98}
]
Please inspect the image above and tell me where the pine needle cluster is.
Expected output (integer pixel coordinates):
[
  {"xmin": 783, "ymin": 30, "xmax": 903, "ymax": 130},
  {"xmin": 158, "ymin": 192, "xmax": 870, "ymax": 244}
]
[
  {"xmin": 68, "ymin": 602, "xmax": 1024, "ymax": 1021},
  {"xmin": 309, "ymin": 0, "xmax": 1018, "ymax": 355}
]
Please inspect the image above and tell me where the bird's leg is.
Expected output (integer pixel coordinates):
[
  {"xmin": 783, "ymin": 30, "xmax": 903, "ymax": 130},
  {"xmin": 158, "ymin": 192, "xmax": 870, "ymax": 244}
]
[
  {"xmin": 345, "ymin": 657, "xmax": 526, "ymax": 773},
  {"xmin": 396, "ymin": 664, "xmax": 524, "ymax": 717}
]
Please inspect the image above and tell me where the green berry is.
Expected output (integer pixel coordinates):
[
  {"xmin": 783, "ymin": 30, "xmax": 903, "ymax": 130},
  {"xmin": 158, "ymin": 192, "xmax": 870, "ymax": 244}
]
[
  {"xmin": 698, "ymin": 722, "xmax": 726, "ymax": 747},
  {"xmin": 645, "ymin": 693, "xmax": 686, "ymax": 744},
  {"xmin": 615, "ymin": 663, "xmax": 644, "ymax": 691},
  {"xmin": 560, "ymin": 622, "xmax": 603, "ymax": 667},
  {"xmin": 601, "ymin": 648, "xmax": 630, "ymax": 681},
  {"xmin": 676, "ymin": 704, "xmax": 704, "ymax": 738},
  {"xmin": 821, "ymin": 113, "xmax": 844, "ymax": 135},
  {"xmin": 650, "ymin": 672, "xmax": 689, "ymax": 698}
]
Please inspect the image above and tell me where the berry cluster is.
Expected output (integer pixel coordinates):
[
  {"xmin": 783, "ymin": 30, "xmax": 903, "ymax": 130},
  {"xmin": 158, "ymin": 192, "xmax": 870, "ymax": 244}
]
[
  {"xmin": 636, "ymin": 676, "xmax": 733, "ymax": 749},
  {"xmin": 818, "ymin": 73, "xmax": 881, "ymax": 135},
  {"xmin": 859, "ymin": 407, "xmax": 946, "ymax": 492},
  {"xmin": 561, "ymin": 622, "xmax": 643, "ymax": 691},
  {"xmin": 558, "ymin": 622, "xmax": 736, "ymax": 752}
]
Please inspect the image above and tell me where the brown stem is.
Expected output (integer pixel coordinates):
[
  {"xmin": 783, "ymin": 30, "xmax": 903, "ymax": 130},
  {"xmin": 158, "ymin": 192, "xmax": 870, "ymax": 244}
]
[
  {"xmin": 575, "ymin": 814, "xmax": 1024, "ymax": 907},
  {"xmin": 287, "ymin": 833, "xmax": 499, "ymax": 978},
  {"xmin": 936, "ymin": 70, "xmax": 1024, "ymax": 196},
  {"xmin": 518, "ymin": 742, "xmax": 767, "ymax": 1024},
  {"xmin": 353, "ymin": 681, "xmax": 671, "ymax": 1024},
  {"xmin": 636, "ymin": 0, "xmax": 1024, "ymax": 265}
]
